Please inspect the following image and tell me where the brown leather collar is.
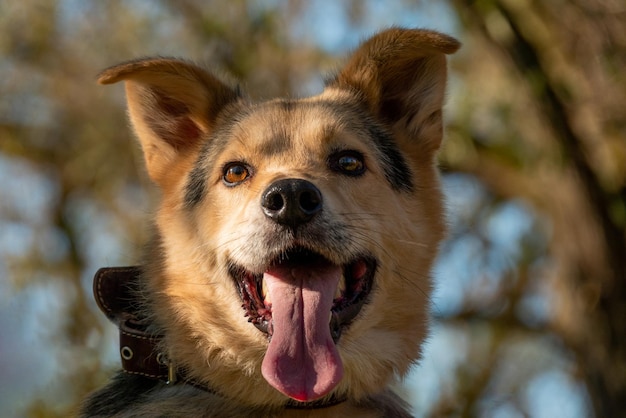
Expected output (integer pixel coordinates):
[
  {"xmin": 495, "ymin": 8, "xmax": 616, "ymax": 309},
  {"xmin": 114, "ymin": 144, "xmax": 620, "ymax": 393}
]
[
  {"xmin": 93, "ymin": 266, "xmax": 347, "ymax": 410},
  {"xmin": 93, "ymin": 267, "xmax": 171, "ymax": 381}
]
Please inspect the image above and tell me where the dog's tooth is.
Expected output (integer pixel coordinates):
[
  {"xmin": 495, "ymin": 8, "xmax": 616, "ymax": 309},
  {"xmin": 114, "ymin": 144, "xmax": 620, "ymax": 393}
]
[
  {"xmin": 335, "ymin": 275, "xmax": 346, "ymax": 299},
  {"xmin": 262, "ymin": 279, "xmax": 271, "ymax": 305}
]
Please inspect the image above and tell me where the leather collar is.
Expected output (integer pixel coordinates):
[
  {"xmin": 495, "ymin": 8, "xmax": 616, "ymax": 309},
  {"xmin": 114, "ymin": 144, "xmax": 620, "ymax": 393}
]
[
  {"xmin": 93, "ymin": 267, "xmax": 169, "ymax": 380},
  {"xmin": 93, "ymin": 266, "xmax": 347, "ymax": 410}
]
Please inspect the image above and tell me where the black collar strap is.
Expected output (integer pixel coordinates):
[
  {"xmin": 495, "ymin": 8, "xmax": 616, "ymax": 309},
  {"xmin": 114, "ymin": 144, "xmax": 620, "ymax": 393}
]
[{"xmin": 93, "ymin": 266, "xmax": 347, "ymax": 410}]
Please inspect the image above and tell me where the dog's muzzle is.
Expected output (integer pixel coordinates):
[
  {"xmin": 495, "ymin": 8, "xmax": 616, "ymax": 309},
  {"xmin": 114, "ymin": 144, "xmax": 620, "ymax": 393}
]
[{"xmin": 226, "ymin": 177, "xmax": 377, "ymax": 402}]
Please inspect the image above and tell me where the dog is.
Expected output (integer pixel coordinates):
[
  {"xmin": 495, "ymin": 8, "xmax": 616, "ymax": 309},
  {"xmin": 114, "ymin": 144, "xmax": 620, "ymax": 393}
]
[{"xmin": 80, "ymin": 28, "xmax": 459, "ymax": 417}]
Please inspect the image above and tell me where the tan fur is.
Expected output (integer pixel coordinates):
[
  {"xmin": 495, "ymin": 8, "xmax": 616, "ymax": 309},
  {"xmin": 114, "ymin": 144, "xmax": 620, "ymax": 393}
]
[{"xmin": 89, "ymin": 28, "xmax": 459, "ymax": 417}]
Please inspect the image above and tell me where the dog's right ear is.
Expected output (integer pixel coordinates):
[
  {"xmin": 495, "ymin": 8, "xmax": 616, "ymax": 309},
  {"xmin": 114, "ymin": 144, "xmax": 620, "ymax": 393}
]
[
  {"xmin": 98, "ymin": 59, "xmax": 240, "ymax": 186},
  {"xmin": 327, "ymin": 28, "xmax": 460, "ymax": 154}
]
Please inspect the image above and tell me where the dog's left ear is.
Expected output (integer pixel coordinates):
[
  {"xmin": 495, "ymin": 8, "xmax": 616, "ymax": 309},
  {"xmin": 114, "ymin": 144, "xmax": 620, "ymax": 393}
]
[
  {"xmin": 328, "ymin": 28, "xmax": 460, "ymax": 152},
  {"xmin": 98, "ymin": 59, "xmax": 240, "ymax": 186}
]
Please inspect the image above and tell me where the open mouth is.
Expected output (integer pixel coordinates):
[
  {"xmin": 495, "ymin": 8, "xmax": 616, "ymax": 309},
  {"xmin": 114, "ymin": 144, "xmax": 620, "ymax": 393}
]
[
  {"xmin": 229, "ymin": 247, "xmax": 376, "ymax": 401},
  {"xmin": 230, "ymin": 248, "xmax": 376, "ymax": 342}
]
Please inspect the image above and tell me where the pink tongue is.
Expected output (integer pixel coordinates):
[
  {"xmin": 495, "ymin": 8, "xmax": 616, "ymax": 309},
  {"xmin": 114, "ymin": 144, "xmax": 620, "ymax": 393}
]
[{"xmin": 261, "ymin": 262, "xmax": 343, "ymax": 402}]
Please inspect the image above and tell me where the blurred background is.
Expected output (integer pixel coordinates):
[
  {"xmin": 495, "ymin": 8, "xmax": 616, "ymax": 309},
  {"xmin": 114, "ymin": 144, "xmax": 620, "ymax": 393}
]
[{"xmin": 0, "ymin": 1, "xmax": 624, "ymax": 417}]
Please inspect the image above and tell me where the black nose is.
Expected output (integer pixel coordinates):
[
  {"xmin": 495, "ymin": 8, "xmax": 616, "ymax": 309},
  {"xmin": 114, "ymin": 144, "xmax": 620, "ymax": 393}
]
[{"xmin": 261, "ymin": 179, "xmax": 323, "ymax": 228}]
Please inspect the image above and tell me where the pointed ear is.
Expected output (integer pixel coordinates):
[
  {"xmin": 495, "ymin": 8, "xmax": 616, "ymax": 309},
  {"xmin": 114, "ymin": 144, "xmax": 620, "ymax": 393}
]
[
  {"xmin": 98, "ymin": 58, "xmax": 241, "ymax": 185},
  {"xmin": 328, "ymin": 28, "xmax": 460, "ymax": 152}
]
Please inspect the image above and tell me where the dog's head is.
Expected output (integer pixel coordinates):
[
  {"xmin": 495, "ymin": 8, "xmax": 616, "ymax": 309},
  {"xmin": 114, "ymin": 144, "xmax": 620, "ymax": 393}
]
[{"xmin": 99, "ymin": 28, "xmax": 458, "ymax": 407}]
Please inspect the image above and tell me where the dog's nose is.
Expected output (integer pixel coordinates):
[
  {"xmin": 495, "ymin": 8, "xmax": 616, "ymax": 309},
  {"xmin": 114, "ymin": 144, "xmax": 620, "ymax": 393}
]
[{"xmin": 261, "ymin": 179, "xmax": 323, "ymax": 228}]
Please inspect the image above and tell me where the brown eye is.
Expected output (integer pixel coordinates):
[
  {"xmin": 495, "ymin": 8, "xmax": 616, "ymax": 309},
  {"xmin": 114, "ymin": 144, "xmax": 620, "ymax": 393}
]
[
  {"xmin": 338, "ymin": 155, "xmax": 363, "ymax": 172},
  {"xmin": 223, "ymin": 163, "xmax": 251, "ymax": 185},
  {"xmin": 329, "ymin": 151, "xmax": 365, "ymax": 176}
]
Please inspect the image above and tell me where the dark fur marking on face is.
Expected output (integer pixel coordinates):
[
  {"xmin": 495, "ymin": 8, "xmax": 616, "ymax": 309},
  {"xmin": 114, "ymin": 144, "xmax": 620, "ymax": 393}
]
[
  {"xmin": 252, "ymin": 100, "xmax": 296, "ymax": 157},
  {"xmin": 256, "ymin": 134, "xmax": 291, "ymax": 156},
  {"xmin": 364, "ymin": 121, "xmax": 414, "ymax": 192},
  {"xmin": 185, "ymin": 159, "xmax": 208, "ymax": 208},
  {"xmin": 184, "ymin": 133, "xmax": 233, "ymax": 207}
]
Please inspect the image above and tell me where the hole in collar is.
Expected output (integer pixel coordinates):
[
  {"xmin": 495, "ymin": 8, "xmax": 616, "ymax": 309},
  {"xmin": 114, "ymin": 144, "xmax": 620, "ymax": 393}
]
[{"xmin": 120, "ymin": 346, "xmax": 134, "ymax": 360}]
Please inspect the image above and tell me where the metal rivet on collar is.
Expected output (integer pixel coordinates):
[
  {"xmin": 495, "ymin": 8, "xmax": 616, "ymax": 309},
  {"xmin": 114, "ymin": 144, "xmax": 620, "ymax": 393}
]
[
  {"xmin": 156, "ymin": 352, "xmax": 168, "ymax": 365},
  {"xmin": 120, "ymin": 346, "xmax": 134, "ymax": 360}
]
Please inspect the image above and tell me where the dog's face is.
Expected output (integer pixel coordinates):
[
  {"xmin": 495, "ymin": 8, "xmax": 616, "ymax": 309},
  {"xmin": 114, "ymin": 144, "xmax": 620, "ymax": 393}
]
[{"xmin": 99, "ymin": 28, "xmax": 458, "ymax": 407}]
